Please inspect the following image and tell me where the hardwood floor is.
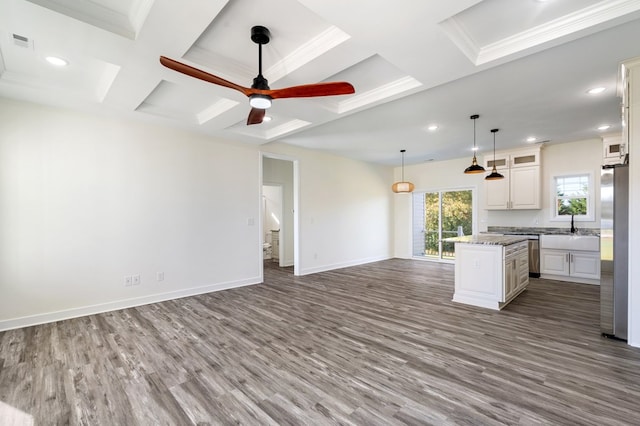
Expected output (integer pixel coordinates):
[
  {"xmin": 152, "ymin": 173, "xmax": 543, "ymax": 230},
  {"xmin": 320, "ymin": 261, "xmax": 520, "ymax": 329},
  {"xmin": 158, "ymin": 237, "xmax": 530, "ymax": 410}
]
[{"xmin": 1, "ymin": 258, "xmax": 640, "ymax": 425}]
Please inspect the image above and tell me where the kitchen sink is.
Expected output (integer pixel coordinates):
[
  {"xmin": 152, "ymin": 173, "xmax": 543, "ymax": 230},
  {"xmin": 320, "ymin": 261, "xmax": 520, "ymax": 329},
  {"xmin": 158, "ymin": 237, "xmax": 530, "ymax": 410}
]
[{"xmin": 540, "ymin": 234, "xmax": 599, "ymax": 251}]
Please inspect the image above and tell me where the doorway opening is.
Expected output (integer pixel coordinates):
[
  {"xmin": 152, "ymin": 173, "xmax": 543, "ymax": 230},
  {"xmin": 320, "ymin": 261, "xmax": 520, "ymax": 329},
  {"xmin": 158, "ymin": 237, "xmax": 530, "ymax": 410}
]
[
  {"xmin": 262, "ymin": 184, "xmax": 283, "ymax": 263},
  {"xmin": 261, "ymin": 154, "xmax": 299, "ymax": 276}
]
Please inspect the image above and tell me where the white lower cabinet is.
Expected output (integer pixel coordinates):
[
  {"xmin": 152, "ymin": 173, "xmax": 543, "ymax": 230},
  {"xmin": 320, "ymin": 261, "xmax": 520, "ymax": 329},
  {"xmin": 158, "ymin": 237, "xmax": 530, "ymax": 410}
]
[
  {"xmin": 453, "ymin": 241, "xmax": 529, "ymax": 310},
  {"xmin": 271, "ymin": 230, "xmax": 280, "ymax": 262},
  {"xmin": 539, "ymin": 234, "xmax": 600, "ymax": 284},
  {"xmin": 505, "ymin": 250, "xmax": 529, "ymax": 302},
  {"xmin": 540, "ymin": 249, "xmax": 600, "ymax": 284}
]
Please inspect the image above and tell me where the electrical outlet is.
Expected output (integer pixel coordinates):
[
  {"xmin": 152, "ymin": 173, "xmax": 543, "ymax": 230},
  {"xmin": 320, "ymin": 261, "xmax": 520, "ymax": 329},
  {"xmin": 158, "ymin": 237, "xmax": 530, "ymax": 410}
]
[
  {"xmin": 157, "ymin": 272, "xmax": 164, "ymax": 282},
  {"xmin": 132, "ymin": 274, "xmax": 141, "ymax": 285},
  {"xmin": 124, "ymin": 276, "xmax": 132, "ymax": 287}
]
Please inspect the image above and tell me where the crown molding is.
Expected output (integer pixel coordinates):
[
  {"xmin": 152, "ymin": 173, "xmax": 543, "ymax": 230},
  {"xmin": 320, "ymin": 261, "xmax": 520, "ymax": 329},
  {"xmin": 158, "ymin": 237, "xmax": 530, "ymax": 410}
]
[
  {"xmin": 197, "ymin": 98, "xmax": 239, "ymax": 124},
  {"xmin": 266, "ymin": 26, "xmax": 351, "ymax": 83},
  {"xmin": 334, "ymin": 76, "xmax": 422, "ymax": 114},
  {"xmin": 441, "ymin": 0, "xmax": 640, "ymax": 66}
]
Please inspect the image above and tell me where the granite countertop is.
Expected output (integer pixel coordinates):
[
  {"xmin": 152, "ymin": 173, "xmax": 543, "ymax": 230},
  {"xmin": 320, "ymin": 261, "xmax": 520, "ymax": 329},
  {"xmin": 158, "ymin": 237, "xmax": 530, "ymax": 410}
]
[
  {"xmin": 445, "ymin": 235, "xmax": 529, "ymax": 246},
  {"xmin": 486, "ymin": 226, "xmax": 600, "ymax": 236}
]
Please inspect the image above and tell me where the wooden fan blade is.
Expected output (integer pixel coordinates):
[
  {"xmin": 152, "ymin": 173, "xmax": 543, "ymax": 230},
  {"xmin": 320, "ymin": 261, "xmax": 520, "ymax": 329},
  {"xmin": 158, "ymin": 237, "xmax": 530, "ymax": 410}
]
[
  {"xmin": 267, "ymin": 82, "xmax": 355, "ymax": 100},
  {"xmin": 160, "ymin": 56, "xmax": 252, "ymax": 96},
  {"xmin": 247, "ymin": 108, "xmax": 266, "ymax": 125}
]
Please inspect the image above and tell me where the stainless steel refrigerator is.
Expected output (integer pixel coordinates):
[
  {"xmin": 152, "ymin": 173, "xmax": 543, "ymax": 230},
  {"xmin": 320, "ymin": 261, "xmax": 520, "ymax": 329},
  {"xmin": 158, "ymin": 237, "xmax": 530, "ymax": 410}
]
[{"xmin": 600, "ymin": 164, "xmax": 629, "ymax": 340}]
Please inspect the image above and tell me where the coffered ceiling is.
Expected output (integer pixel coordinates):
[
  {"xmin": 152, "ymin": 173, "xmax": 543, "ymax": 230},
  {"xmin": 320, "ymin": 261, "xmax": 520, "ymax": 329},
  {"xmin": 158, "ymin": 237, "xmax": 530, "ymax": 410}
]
[{"xmin": 2, "ymin": 0, "xmax": 640, "ymax": 165}]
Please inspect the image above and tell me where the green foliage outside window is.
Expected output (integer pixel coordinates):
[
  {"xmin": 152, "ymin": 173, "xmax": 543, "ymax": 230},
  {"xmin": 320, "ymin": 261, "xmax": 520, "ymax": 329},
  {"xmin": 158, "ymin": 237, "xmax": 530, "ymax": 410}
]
[
  {"xmin": 556, "ymin": 174, "xmax": 589, "ymax": 216},
  {"xmin": 424, "ymin": 190, "xmax": 472, "ymax": 257},
  {"xmin": 557, "ymin": 196, "xmax": 587, "ymax": 215}
]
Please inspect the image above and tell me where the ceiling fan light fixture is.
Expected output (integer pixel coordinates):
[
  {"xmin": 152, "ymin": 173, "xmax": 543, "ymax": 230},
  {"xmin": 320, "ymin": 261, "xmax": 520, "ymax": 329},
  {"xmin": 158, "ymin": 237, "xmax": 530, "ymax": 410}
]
[
  {"xmin": 392, "ymin": 149, "xmax": 415, "ymax": 193},
  {"xmin": 464, "ymin": 114, "xmax": 485, "ymax": 174},
  {"xmin": 249, "ymin": 94, "xmax": 272, "ymax": 109},
  {"xmin": 485, "ymin": 128, "xmax": 504, "ymax": 180}
]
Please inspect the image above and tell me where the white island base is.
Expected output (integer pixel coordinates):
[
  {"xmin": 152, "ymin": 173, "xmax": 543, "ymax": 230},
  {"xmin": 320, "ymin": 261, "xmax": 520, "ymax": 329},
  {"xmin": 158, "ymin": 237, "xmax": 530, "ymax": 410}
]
[{"xmin": 450, "ymin": 236, "xmax": 529, "ymax": 310}]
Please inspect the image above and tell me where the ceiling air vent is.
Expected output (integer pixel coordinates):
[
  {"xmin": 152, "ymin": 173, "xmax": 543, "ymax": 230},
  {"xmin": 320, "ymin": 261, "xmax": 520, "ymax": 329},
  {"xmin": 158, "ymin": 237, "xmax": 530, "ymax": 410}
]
[{"xmin": 12, "ymin": 33, "xmax": 32, "ymax": 48}]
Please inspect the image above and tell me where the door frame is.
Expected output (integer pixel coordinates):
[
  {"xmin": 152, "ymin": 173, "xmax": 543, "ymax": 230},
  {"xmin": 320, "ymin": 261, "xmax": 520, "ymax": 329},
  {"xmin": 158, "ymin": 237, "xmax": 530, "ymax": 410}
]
[
  {"xmin": 260, "ymin": 152, "xmax": 300, "ymax": 276},
  {"xmin": 412, "ymin": 186, "xmax": 478, "ymax": 262}
]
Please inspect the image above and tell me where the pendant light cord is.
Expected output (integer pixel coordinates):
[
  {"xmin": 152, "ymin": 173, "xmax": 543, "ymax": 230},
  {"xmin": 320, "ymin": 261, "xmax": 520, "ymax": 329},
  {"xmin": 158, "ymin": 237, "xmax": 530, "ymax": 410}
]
[
  {"xmin": 473, "ymin": 118, "xmax": 477, "ymax": 150},
  {"xmin": 492, "ymin": 128, "xmax": 499, "ymax": 166}
]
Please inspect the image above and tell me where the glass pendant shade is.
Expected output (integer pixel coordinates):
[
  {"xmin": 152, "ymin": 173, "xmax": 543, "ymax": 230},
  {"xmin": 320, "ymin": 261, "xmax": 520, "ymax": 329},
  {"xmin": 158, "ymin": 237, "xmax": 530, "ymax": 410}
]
[
  {"xmin": 485, "ymin": 128, "xmax": 504, "ymax": 180},
  {"xmin": 464, "ymin": 114, "xmax": 486, "ymax": 174},
  {"xmin": 392, "ymin": 149, "xmax": 414, "ymax": 193}
]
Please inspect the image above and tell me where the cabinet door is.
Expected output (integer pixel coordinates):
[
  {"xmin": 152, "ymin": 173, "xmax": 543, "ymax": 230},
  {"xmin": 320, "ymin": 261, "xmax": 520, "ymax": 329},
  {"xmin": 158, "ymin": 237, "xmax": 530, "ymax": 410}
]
[
  {"xmin": 483, "ymin": 153, "xmax": 509, "ymax": 170},
  {"xmin": 517, "ymin": 252, "xmax": 529, "ymax": 289},
  {"xmin": 510, "ymin": 166, "xmax": 540, "ymax": 209},
  {"xmin": 540, "ymin": 249, "xmax": 570, "ymax": 276},
  {"xmin": 570, "ymin": 251, "xmax": 601, "ymax": 279},
  {"xmin": 511, "ymin": 150, "xmax": 540, "ymax": 168},
  {"xmin": 503, "ymin": 258, "xmax": 517, "ymax": 302},
  {"xmin": 484, "ymin": 173, "xmax": 510, "ymax": 210}
]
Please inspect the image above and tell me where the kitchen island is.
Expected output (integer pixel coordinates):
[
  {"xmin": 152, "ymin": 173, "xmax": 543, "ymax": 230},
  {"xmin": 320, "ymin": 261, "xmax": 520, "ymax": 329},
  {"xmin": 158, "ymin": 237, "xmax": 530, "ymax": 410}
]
[{"xmin": 447, "ymin": 235, "xmax": 529, "ymax": 310}]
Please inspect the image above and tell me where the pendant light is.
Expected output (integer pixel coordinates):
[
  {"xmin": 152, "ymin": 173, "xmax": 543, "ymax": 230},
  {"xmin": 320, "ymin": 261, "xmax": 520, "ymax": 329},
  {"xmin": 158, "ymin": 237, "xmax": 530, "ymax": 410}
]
[
  {"xmin": 485, "ymin": 128, "xmax": 505, "ymax": 180},
  {"xmin": 392, "ymin": 149, "xmax": 415, "ymax": 193},
  {"xmin": 463, "ymin": 114, "xmax": 485, "ymax": 174}
]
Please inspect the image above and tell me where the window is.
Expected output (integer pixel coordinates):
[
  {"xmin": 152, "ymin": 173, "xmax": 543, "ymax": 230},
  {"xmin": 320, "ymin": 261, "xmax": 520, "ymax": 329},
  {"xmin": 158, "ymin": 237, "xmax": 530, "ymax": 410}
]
[
  {"xmin": 412, "ymin": 189, "xmax": 474, "ymax": 261},
  {"xmin": 552, "ymin": 173, "xmax": 593, "ymax": 221}
]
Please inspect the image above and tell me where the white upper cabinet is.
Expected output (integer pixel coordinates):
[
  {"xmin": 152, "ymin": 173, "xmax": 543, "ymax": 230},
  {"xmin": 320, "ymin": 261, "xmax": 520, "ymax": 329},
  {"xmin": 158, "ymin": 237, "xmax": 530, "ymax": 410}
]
[{"xmin": 483, "ymin": 146, "xmax": 542, "ymax": 210}]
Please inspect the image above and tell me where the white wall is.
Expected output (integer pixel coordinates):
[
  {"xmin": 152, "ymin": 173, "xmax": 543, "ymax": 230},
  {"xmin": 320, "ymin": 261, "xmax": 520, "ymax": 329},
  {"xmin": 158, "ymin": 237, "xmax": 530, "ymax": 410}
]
[
  {"xmin": 262, "ymin": 142, "xmax": 394, "ymax": 275},
  {"xmin": 625, "ymin": 58, "xmax": 640, "ymax": 347},
  {"xmin": 487, "ymin": 139, "xmax": 602, "ymax": 230},
  {"xmin": 0, "ymin": 98, "xmax": 263, "ymax": 329},
  {"xmin": 393, "ymin": 157, "xmax": 485, "ymax": 258},
  {"xmin": 0, "ymin": 98, "xmax": 395, "ymax": 329}
]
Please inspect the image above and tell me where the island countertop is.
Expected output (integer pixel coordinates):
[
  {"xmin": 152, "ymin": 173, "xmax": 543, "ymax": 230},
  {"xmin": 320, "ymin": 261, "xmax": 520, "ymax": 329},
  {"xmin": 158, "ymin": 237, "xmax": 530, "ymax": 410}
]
[{"xmin": 445, "ymin": 235, "xmax": 529, "ymax": 246}]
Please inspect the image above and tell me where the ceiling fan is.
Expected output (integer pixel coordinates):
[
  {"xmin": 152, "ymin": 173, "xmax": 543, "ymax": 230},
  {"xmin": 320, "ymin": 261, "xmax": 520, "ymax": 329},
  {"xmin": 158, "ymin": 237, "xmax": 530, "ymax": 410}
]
[{"xmin": 160, "ymin": 26, "xmax": 356, "ymax": 125}]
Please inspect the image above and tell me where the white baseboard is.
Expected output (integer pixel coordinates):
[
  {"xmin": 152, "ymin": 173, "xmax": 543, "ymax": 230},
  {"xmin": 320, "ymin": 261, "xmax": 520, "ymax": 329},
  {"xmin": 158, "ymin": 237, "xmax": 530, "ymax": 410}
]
[
  {"xmin": 299, "ymin": 255, "xmax": 391, "ymax": 276},
  {"xmin": 539, "ymin": 274, "xmax": 600, "ymax": 285},
  {"xmin": 0, "ymin": 277, "xmax": 262, "ymax": 332}
]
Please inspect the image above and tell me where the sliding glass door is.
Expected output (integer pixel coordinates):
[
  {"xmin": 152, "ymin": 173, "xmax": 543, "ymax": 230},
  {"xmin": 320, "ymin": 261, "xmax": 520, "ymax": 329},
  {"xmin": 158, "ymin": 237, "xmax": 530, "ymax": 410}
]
[{"xmin": 413, "ymin": 189, "xmax": 473, "ymax": 260}]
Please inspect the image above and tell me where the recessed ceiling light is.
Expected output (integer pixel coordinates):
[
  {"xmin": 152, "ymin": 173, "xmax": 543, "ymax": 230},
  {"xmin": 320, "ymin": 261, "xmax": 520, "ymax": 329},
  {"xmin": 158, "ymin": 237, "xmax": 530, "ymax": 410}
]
[
  {"xmin": 45, "ymin": 56, "xmax": 68, "ymax": 67},
  {"xmin": 427, "ymin": 124, "xmax": 438, "ymax": 131},
  {"xmin": 262, "ymin": 116, "xmax": 272, "ymax": 122},
  {"xmin": 526, "ymin": 136, "xmax": 537, "ymax": 143},
  {"xmin": 598, "ymin": 124, "xmax": 611, "ymax": 131},
  {"xmin": 587, "ymin": 87, "xmax": 606, "ymax": 95}
]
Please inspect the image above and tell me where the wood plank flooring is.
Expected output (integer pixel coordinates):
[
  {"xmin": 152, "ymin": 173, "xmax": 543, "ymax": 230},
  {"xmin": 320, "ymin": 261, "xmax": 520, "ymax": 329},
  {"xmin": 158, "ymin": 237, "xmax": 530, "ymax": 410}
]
[{"xmin": 2, "ymin": 258, "xmax": 640, "ymax": 425}]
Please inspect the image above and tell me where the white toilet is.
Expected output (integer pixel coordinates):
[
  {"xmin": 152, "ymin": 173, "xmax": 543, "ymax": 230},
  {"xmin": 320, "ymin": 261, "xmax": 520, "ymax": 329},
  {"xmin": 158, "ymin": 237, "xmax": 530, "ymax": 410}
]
[{"xmin": 263, "ymin": 242, "xmax": 272, "ymax": 259}]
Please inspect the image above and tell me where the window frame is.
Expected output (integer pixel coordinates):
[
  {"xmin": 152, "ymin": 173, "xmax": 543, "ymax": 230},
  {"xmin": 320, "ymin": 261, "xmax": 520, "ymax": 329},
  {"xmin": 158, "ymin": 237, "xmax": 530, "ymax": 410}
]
[{"xmin": 550, "ymin": 171, "xmax": 595, "ymax": 222}]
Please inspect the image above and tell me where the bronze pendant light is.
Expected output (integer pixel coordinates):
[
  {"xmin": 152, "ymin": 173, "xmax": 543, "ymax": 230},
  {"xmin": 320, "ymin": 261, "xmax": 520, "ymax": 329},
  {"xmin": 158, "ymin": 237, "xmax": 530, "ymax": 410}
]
[
  {"xmin": 392, "ymin": 149, "xmax": 415, "ymax": 193},
  {"xmin": 464, "ymin": 114, "xmax": 485, "ymax": 174},
  {"xmin": 485, "ymin": 128, "xmax": 505, "ymax": 180}
]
